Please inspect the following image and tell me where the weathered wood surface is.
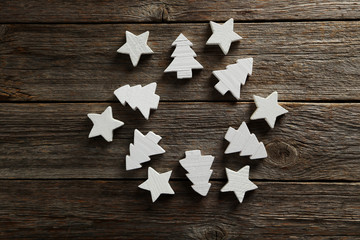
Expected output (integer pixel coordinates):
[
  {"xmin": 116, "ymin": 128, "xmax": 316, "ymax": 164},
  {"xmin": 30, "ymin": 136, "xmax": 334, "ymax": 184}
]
[
  {"xmin": 1, "ymin": 22, "xmax": 359, "ymax": 102},
  {"xmin": 0, "ymin": 180, "xmax": 358, "ymax": 239},
  {"xmin": 1, "ymin": 1, "xmax": 359, "ymax": 238},
  {"xmin": 1, "ymin": 102, "xmax": 359, "ymax": 180},
  {"xmin": 0, "ymin": 0, "xmax": 359, "ymax": 23}
]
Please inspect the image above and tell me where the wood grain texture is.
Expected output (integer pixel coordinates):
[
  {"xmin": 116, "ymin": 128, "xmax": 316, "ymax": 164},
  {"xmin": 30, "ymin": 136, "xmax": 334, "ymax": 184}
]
[
  {"xmin": 1, "ymin": 22, "xmax": 359, "ymax": 102},
  {"xmin": 1, "ymin": 1, "xmax": 359, "ymax": 238},
  {"xmin": 0, "ymin": 180, "xmax": 358, "ymax": 239},
  {"xmin": 1, "ymin": 102, "xmax": 359, "ymax": 180},
  {"xmin": 0, "ymin": 22, "xmax": 360, "ymax": 101},
  {"xmin": 0, "ymin": 0, "xmax": 359, "ymax": 23}
]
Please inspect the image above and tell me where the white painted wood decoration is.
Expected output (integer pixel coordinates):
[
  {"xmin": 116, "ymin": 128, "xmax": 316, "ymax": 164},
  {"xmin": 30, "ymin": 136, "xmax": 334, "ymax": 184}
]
[
  {"xmin": 87, "ymin": 106, "xmax": 124, "ymax": 142},
  {"xmin": 164, "ymin": 33, "xmax": 203, "ymax": 79},
  {"xmin": 114, "ymin": 82, "xmax": 160, "ymax": 120},
  {"xmin": 206, "ymin": 18, "xmax": 242, "ymax": 55},
  {"xmin": 225, "ymin": 122, "xmax": 267, "ymax": 159},
  {"xmin": 179, "ymin": 150, "xmax": 214, "ymax": 196},
  {"xmin": 221, "ymin": 165, "xmax": 258, "ymax": 203},
  {"xmin": 213, "ymin": 58, "xmax": 253, "ymax": 100},
  {"xmin": 250, "ymin": 91, "xmax": 288, "ymax": 128},
  {"xmin": 138, "ymin": 167, "xmax": 175, "ymax": 202},
  {"xmin": 117, "ymin": 31, "xmax": 154, "ymax": 67},
  {"xmin": 126, "ymin": 129, "xmax": 165, "ymax": 171}
]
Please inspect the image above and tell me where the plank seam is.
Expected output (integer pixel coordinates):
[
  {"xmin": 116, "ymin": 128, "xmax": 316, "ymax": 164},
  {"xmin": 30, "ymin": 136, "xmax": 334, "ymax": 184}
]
[
  {"xmin": 0, "ymin": 178, "xmax": 358, "ymax": 183},
  {"xmin": 0, "ymin": 18, "xmax": 360, "ymax": 24},
  {"xmin": 1, "ymin": 100, "xmax": 360, "ymax": 104}
]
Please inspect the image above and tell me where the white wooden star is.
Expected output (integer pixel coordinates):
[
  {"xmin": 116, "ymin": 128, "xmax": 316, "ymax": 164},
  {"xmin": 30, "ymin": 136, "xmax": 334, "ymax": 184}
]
[
  {"xmin": 117, "ymin": 31, "xmax": 154, "ymax": 67},
  {"xmin": 221, "ymin": 166, "xmax": 257, "ymax": 203},
  {"xmin": 87, "ymin": 106, "xmax": 124, "ymax": 142},
  {"xmin": 206, "ymin": 18, "xmax": 242, "ymax": 55},
  {"xmin": 250, "ymin": 91, "xmax": 288, "ymax": 128},
  {"xmin": 139, "ymin": 167, "xmax": 174, "ymax": 202}
]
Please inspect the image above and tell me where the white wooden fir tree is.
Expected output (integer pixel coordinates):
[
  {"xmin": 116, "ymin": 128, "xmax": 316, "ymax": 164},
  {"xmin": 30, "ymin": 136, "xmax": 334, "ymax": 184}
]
[
  {"xmin": 213, "ymin": 58, "xmax": 253, "ymax": 100},
  {"xmin": 126, "ymin": 129, "xmax": 165, "ymax": 170},
  {"xmin": 114, "ymin": 82, "xmax": 160, "ymax": 120},
  {"xmin": 225, "ymin": 122, "xmax": 267, "ymax": 159},
  {"xmin": 164, "ymin": 33, "xmax": 203, "ymax": 79},
  {"xmin": 179, "ymin": 150, "xmax": 214, "ymax": 196}
]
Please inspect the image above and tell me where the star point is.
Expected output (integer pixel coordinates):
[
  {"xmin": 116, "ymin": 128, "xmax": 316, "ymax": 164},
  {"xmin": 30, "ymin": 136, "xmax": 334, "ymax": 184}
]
[
  {"xmin": 87, "ymin": 106, "xmax": 124, "ymax": 142},
  {"xmin": 206, "ymin": 18, "xmax": 242, "ymax": 55},
  {"xmin": 139, "ymin": 167, "xmax": 174, "ymax": 202},
  {"xmin": 221, "ymin": 166, "xmax": 257, "ymax": 203},
  {"xmin": 250, "ymin": 91, "xmax": 288, "ymax": 128},
  {"xmin": 117, "ymin": 31, "xmax": 154, "ymax": 67}
]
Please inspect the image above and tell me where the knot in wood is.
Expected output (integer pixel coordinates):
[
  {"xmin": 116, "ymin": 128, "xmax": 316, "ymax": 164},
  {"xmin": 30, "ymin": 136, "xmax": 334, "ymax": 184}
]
[
  {"xmin": 0, "ymin": 25, "xmax": 8, "ymax": 41},
  {"xmin": 190, "ymin": 225, "xmax": 227, "ymax": 240},
  {"xmin": 265, "ymin": 141, "xmax": 299, "ymax": 168},
  {"xmin": 161, "ymin": 4, "xmax": 169, "ymax": 22},
  {"xmin": 144, "ymin": 4, "xmax": 169, "ymax": 22},
  {"xmin": 203, "ymin": 226, "xmax": 227, "ymax": 240}
]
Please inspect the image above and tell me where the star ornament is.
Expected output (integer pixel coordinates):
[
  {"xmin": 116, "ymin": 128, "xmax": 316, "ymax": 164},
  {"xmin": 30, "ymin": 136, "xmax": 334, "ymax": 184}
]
[
  {"xmin": 139, "ymin": 167, "xmax": 175, "ymax": 202},
  {"xmin": 206, "ymin": 18, "xmax": 242, "ymax": 55},
  {"xmin": 117, "ymin": 31, "xmax": 154, "ymax": 67},
  {"xmin": 250, "ymin": 91, "xmax": 288, "ymax": 128},
  {"xmin": 221, "ymin": 166, "xmax": 257, "ymax": 203},
  {"xmin": 87, "ymin": 106, "xmax": 124, "ymax": 142}
]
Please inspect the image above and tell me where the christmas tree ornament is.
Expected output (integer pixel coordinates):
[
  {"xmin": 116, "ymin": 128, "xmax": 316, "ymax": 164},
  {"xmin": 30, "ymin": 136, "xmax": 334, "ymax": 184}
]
[
  {"xmin": 225, "ymin": 122, "xmax": 267, "ymax": 159},
  {"xmin": 179, "ymin": 150, "xmax": 214, "ymax": 196},
  {"xmin": 87, "ymin": 106, "xmax": 124, "ymax": 142},
  {"xmin": 117, "ymin": 31, "xmax": 154, "ymax": 67},
  {"xmin": 213, "ymin": 58, "xmax": 253, "ymax": 100},
  {"xmin": 221, "ymin": 165, "xmax": 257, "ymax": 203},
  {"xmin": 206, "ymin": 18, "xmax": 242, "ymax": 55},
  {"xmin": 250, "ymin": 91, "xmax": 288, "ymax": 128},
  {"xmin": 139, "ymin": 167, "xmax": 175, "ymax": 202},
  {"xmin": 164, "ymin": 33, "xmax": 203, "ymax": 79},
  {"xmin": 126, "ymin": 129, "xmax": 165, "ymax": 171},
  {"xmin": 114, "ymin": 82, "xmax": 160, "ymax": 120}
]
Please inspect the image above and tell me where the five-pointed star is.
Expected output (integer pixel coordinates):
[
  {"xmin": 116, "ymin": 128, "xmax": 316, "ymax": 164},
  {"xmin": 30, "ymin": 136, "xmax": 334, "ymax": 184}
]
[
  {"xmin": 206, "ymin": 18, "xmax": 242, "ymax": 55},
  {"xmin": 87, "ymin": 106, "xmax": 124, "ymax": 142},
  {"xmin": 221, "ymin": 166, "xmax": 257, "ymax": 203},
  {"xmin": 139, "ymin": 167, "xmax": 174, "ymax": 202},
  {"xmin": 250, "ymin": 91, "xmax": 288, "ymax": 128},
  {"xmin": 117, "ymin": 31, "xmax": 154, "ymax": 67}
]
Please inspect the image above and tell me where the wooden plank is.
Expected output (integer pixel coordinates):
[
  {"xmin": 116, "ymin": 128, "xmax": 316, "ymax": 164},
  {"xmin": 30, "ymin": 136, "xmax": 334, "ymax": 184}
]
[
  {"xmin": 0, "ymin": 180, "xmax": 358, "ymax": 239},
  {"xmin": 1, "ymin": 22, "xmax": 359, "ymax": 102},
  {"xmin": 0, "ymin": 102, "xmax": 359, "ymax": 180},
  {"xmin": 0, "ymin": 0, "xmax": 359, "ymax": 23}
]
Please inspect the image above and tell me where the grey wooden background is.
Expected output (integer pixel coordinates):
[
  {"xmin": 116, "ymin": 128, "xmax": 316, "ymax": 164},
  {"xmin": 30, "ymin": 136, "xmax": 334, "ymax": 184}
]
[{"xmin": 0, "ymin": 1, "xmax": 359, "ymax": 239}]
